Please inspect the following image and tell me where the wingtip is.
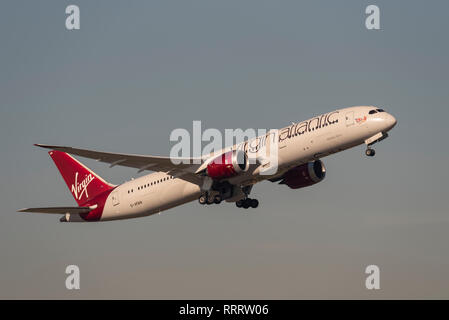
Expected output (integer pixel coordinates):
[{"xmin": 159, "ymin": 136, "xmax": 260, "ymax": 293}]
[{"xmin": 34, "ymin": 144, "xmax": 59, "ymax": 150}]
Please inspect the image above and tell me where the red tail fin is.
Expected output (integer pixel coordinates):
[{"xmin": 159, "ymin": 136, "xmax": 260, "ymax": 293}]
[{"xmin": 48, "ymin": 150, "xmax": 114, "ymax": 206}]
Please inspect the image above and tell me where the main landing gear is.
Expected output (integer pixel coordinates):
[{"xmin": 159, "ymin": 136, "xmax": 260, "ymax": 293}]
[
  {"xmin": 235, "ymin": 185, "xmax": 258, "ymax": 209},
  {"xmin": 235, "ymin": 198, "xmax": 259, "ymax": 209},
  {"xmin": 365, "ymin": 148, "xmax": 375, "ymax": 157},
  {"xmin": 198, "ymin": 192, "xmax": 222, "ymax": 205},
  {"xmin": 198, "ymin": 192, "xmax": 259, "ymax": 209}
]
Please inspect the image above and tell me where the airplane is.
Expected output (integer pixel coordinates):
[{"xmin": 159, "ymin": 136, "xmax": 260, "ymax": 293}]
[{"xmin": 18, "ymin": 106, "xmax": 397, "ymax": 222}]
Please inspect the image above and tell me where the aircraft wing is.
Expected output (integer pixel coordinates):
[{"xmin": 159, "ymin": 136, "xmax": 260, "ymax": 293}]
[
  {"xmin": 34, "ymin": 144, "xmax": 204, "ymax": 184},
  {"xmin": 18, "ymin": 206, "xmax": 93, "ymax": 214}
]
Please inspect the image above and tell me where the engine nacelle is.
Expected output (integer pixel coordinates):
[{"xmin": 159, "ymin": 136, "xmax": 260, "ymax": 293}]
[
  {"xmin": 206, "ymin": 150, "xmax": 248, "ymax": 180},
  {"xmin": 280, "ymin": 160, "xmax": 326, "ymax": 189}
]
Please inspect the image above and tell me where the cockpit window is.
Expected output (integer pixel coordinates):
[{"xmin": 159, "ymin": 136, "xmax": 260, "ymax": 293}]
[
  {"xmin": 376, "ymin": 108, "xmax": 385, "ymax": 112},
  {"xmin": 368, "ymin": 110, "xmax": 377, "ymax": 114}
]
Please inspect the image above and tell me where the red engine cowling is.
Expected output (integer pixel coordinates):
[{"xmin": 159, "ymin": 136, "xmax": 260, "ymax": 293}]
[
  {"xmin": 280, "ymin": 160, "xmax": 326, "ymax": 189},
  {"xmin": 206, "ymin": 150, "xmax": 248, "ymax": 180}
]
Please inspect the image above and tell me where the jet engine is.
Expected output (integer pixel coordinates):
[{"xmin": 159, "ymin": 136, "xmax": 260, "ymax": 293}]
[
  {"xmin": 206, "ymin": 150, "xmax": 248, "ymax": 180},
  {"xmin": 279, "ymin": 160, "xmax": 326, "ymax": 189}
]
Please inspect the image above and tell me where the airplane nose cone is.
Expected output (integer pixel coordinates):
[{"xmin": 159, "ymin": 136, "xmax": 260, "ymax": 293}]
[{"xmin": 386, "ymin": 114, "xmax": 397, "ymax": 131}]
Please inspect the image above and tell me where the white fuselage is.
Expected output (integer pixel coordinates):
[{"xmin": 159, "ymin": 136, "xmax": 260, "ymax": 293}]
[{"xmin": 100, "ymin": 106, "xmax": 396, "ymax": 221}]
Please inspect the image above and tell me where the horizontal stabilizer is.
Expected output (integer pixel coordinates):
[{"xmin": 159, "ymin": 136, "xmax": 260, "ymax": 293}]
[{"xmin": 18, "ymin": 205, "xmax": 96, "ymax": 214}]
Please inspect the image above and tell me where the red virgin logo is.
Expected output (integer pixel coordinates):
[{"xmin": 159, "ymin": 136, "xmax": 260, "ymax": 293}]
[{"xmin": 71, "ymin": 172, "xmax": 94, "ymax": 200}]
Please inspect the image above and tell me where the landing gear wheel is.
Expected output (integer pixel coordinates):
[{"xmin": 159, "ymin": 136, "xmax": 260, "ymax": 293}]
[
  {"xmin": 206, "ymin": 194, "xmax": 215, "ymax": 205},
  {"xmin": 214, "ymin": 195, "xmax": 222, "ymax": 204},
  {"xmin": 236, "ymin": 198, "xmax": 259, "ymax": 209},
  {"xmin": 250, "ymin": 199, "xmax": 259, "ymax": 208},
  {"xmin": 198, "ymin": 195, "xmax": 207, "ymax": 205},
  {"xmin": 365, "ymin": 148, "xmax": 375, "ymax": 157}
]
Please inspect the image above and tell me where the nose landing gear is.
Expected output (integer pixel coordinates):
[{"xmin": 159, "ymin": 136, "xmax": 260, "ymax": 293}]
[
  {"xmin": 364, "ymin": 132, "xmax": 388, "ymax": 157},
  {"xmin": 365, "ymin": 148, "xmax": 376, "ymax": 157}
]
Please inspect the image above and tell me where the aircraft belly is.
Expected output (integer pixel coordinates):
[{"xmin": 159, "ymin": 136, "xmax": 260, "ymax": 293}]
[
  {"xmin": 158, "ymin": 180, "xmax": 201, "ymax": 211},
  {"xmin": 102, "ymin": 180, "xmax": 201, "ymax": 221}
]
